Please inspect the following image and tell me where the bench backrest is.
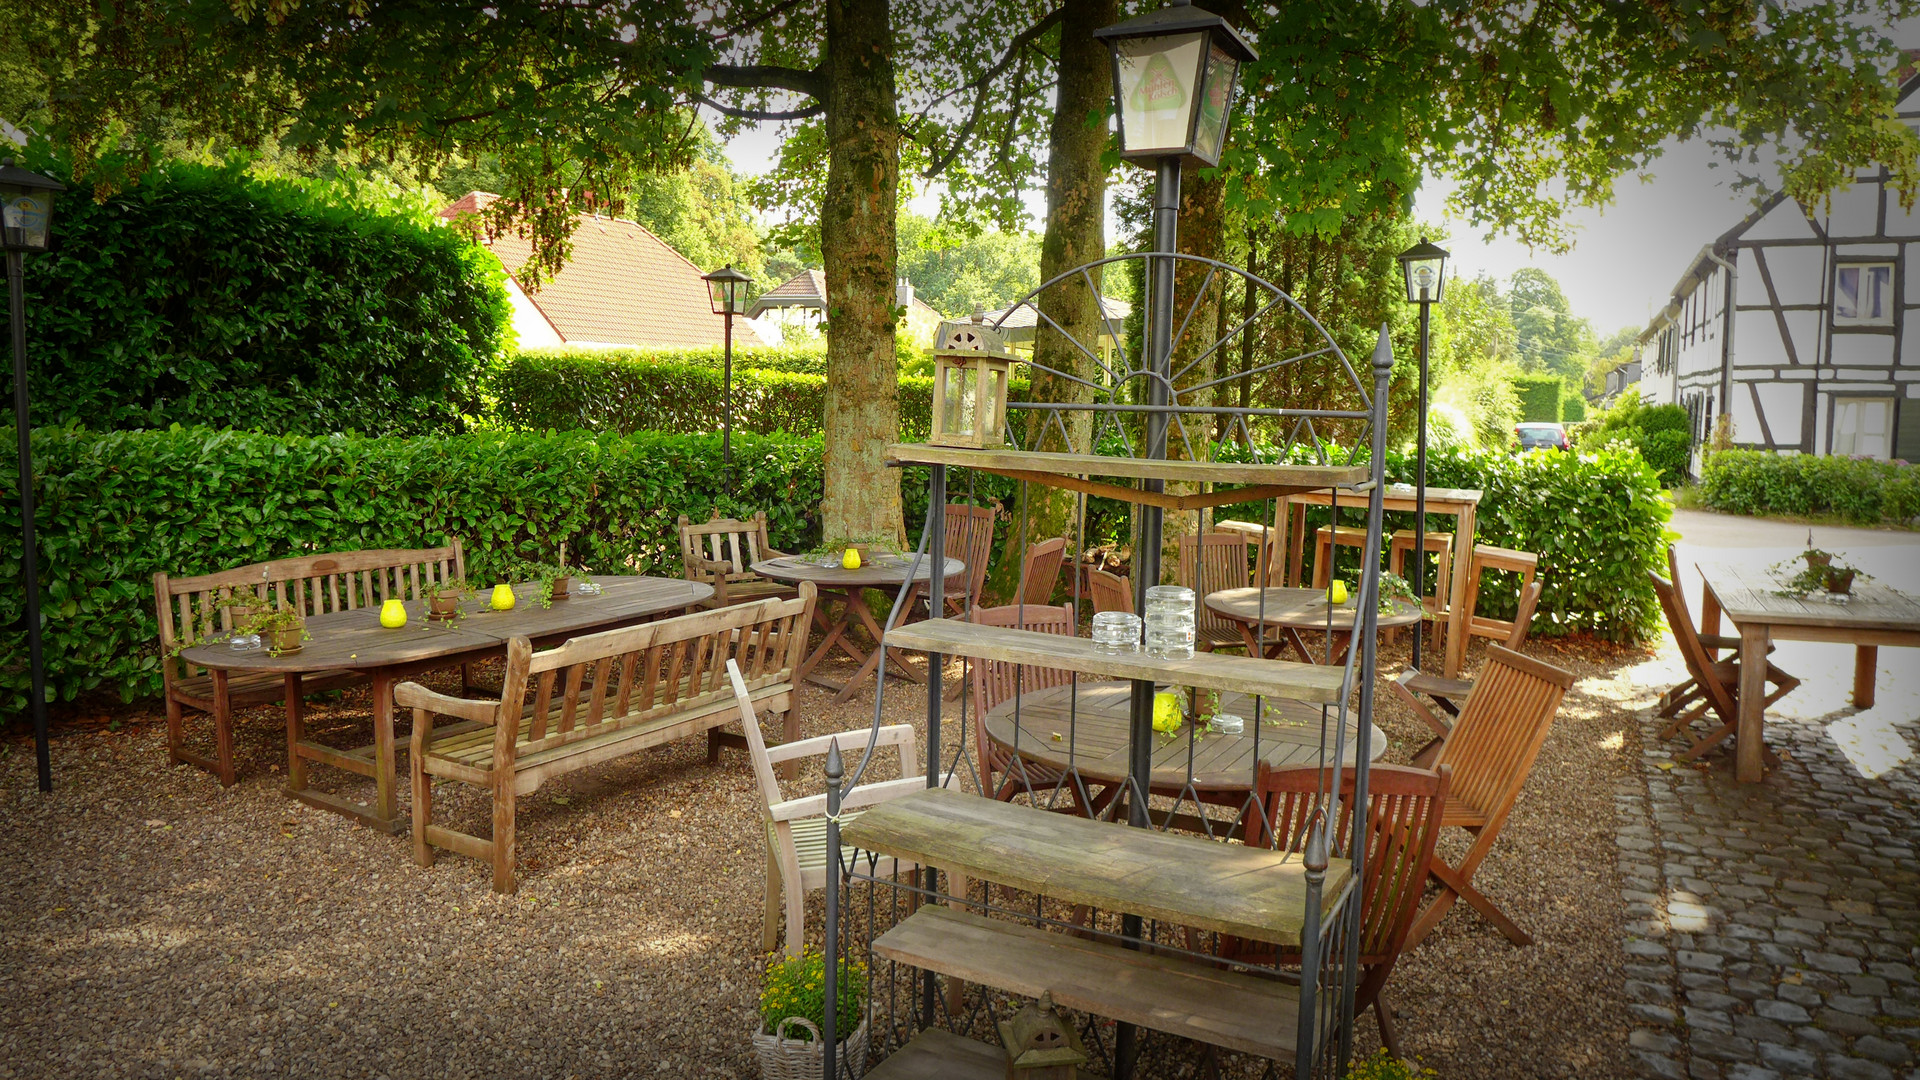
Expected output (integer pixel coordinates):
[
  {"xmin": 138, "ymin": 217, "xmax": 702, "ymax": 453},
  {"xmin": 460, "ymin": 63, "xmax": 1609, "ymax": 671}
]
[
  {"xmin": 154, "ymin": 541, "xmax": 466, "ymax": 681},
  {"xmin": 487, "ymin": 583, "xmax": 817, "ymax": 764},
  {"xmin": 678, "ymin": 511, "xmax": 780, "ymax": 586}
]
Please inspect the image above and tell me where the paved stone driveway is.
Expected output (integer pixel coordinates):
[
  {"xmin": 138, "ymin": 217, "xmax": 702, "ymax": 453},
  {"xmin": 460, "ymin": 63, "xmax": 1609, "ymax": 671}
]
[{"xmin": 1618, "ymin": 705, "xmax": 1920, "ymax": 1080}]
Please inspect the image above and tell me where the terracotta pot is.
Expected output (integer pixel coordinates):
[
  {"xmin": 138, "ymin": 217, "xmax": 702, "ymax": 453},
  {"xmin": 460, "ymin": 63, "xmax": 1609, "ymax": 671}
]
[
  {"xmin": 1824, "ymin": 568, "xmax": 1856, "ymax": 595},
  {"xmin": 428, "ymin": 593, "xmax": 461, "ymax": 620},
  {"xmin": 270, "ymin": 625, "xmax": 304, "ymax": 653},
  {"xmin": 551, "ymin": 575, "xmax": 571, "ymax": 599},
  {"xmin": 1806, "ymin": 551, "xmax": 1833, "ymax": 572}
]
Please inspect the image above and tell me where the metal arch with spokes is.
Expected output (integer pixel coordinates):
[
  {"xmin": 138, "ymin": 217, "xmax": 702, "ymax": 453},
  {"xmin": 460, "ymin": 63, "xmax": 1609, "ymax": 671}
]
[{"xmin": 978, "ymin": 251, "xmax": 1376, "ymax": 464}]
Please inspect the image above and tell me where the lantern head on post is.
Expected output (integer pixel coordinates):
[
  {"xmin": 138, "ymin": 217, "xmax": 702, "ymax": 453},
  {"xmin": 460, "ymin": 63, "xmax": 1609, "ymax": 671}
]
[
  {"xmin": 1095, "ymin": 3, "xmax": 1257, "ymax": 168},
  {"xmin": 701, "ymin": 263, "xmax": 753, "ymax": 315},
  {"xmin": 0, "ymin": 160, "xmax": 65, "ymax": 253},
  {"xmin": 1397, "ymin": 237, "xmax": 1450, "ymax": 305},
  {"xmin": 998, "ymin": 991, "xmax": 1089, "ymax": 1079},
  {"xmin": 929, "ymin": 311, "xmax": 1015, "ymax": 448}
]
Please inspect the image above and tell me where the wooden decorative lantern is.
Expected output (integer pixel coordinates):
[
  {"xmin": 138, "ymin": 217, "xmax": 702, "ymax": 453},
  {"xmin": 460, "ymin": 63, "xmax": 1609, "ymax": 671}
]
[
  {"xmin": 930, "ymin": 312, "xmax": 1014, "ymax": 448},
  {"xmin": 997, "ymin": 991, "xmax": 1089, "ymax": 1079}
]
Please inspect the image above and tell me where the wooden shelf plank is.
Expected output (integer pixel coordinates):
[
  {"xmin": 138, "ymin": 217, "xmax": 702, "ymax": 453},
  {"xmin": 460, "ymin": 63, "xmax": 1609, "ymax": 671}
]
[
  {"xmin": 883, "ymin": 619, "xmax": 1347, "ymax": 703},
  {"xmin": 874, "ymin": 906, "xmax": 1307, "ymax": 1061},
  {"xmin": 842, "ymin": 787, "xmax": 1348, "ymax": 946},
  {"xmin": 864, "ymin": 1027, "xmax": 1045, "ymax": 1080},
  {"xmin": 886, "ymin": 444, "xmax": 1368, "ymax": 495}
]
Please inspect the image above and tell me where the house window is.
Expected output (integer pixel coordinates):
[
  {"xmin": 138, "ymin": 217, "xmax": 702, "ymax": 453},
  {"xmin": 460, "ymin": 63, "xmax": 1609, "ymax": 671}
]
[
  {"xmin": 1830, "ymin": 396, "xmax": 1893, "ymax": 458},
  {"xmin": 1833, "ymin": 263, "xmax": 1894, "ymax": 326}
]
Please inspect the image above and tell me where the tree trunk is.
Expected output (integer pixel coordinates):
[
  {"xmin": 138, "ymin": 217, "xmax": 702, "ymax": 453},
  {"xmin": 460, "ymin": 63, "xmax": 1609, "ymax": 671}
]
[
  {"xmin": 819, "ymin": 0, "xmax": 903, "ymax": 547},
  {"xmin": 1023, "ymin": 0, "xmax": 1117, "ymax": 584}
]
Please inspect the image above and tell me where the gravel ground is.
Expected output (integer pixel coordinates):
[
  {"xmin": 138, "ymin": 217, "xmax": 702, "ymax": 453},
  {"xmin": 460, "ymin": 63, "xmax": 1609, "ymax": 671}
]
[{"xmin": 0, "ymin": 631, "xmax": 1651, "ymax": 1079}]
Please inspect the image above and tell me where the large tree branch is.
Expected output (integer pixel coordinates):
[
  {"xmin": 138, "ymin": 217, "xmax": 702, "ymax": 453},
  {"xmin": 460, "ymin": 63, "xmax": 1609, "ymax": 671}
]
[
  {"xmin": 918, "ymin": 7, "xmax": 1063, "ymax": 180},
  {"xmin": 703, "ymin": 62, "xmax": 827, "ymax": 101},
  {"xmin": 693, "ymin": 92, "xmax": 825, "ymax": 121}
]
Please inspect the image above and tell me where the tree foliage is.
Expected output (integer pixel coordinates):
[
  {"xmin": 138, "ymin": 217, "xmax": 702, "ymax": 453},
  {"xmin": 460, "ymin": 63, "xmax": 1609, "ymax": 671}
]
[{"xmin": 896, "ymin": 213, "xmax": 1043, "ymax": 315}]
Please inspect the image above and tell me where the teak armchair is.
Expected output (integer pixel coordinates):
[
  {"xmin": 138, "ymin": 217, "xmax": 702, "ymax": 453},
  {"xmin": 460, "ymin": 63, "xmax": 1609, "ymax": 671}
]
[
  {"xmin": 1087, "ymin": 568, "xmax": 1133, "ymax": 615},
  {"xmin": 1390, "ymin": 580, "xmax": 1543, "ymax": 763},
  {"xmin": 1223, "ymin": 763, "xmax": 1450, "ymax": 1059},
  {"xmin": 1401, "ymin": 645, "xmax": 1574, "ymax": 950},
  {"xmin": 676, "ymin": 511, "xmax": 798, "ymax": 610},
  {"xmin": 727, "ymin": 659, "xmax": 923, "ymax": 957}
]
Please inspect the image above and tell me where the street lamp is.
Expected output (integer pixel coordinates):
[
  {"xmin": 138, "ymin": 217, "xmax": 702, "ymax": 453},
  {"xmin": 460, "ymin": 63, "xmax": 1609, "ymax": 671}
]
[
  {"xmin": 1, "ymin": 157, "xmax": 65, "ymax": 794},
  {"xmin": 702, "ymin": 264, "xmax": 752, "ymax": 495},
  {"xmin": 1396, "ymin": 237, "xmax": 1448, "ymax": 671}
]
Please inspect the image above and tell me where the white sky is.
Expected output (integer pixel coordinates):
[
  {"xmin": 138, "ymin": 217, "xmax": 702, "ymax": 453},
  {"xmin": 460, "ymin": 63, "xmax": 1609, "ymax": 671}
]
[{"xmin": 717, "ymin": 17, "xmax": 1920, "ymax": 339}]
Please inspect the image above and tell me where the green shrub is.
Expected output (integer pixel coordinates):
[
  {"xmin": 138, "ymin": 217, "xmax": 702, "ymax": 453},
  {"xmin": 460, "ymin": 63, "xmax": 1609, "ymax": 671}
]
[
  {"xmin": 522, "ymin": 343, "xmax": 830, "ymax": 376},
  {"xmin": 1561, "ymin": 391, "xmax": 1588, "ymax": 423},
  {"xmin": 0, "ymin": 426, "xmax": 823, "ymax": 711},
  {"xmin": 4, "ymin": 156, "xmax": 509, "ymax": 435},
  {"xmin": 1698, "ymin": 450, "xmax": 1920, "ymax": 526},
  {"xmin": 490, "ymin": 349, "xmax": 1027, "ymax": 440},
  {"xmin": 1578, "ymin": 398, "xmax": 1694, "ymax": 487},
  {"xmin": 1510, "ymin": 374, "xmax": 1565, "ymax": 423}
]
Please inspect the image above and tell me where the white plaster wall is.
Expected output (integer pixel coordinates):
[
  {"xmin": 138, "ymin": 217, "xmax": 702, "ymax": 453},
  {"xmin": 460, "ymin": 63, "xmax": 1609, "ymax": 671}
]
[
  {"xmin": 1783, "ymin": 309, "xmax": 1823, "ymax": 366},
  {"xmin": 1733, "ymin": 309, "xmax": 1787, "ymax": 367},
  {"xmin": 1765, "ymin": 246, "xmax": 1828, "ymax": 305},
  {"xmin": 1888, "ymin": 189, "xmax": 1920, "ymax": 235},
  {"xmin": 1745, "ymin": 203, "xmax": 1818, "ymax": 243},
  {"xmin": 1736, "ymin": 249, "xmax": 1770, "ymax": 306},
  {"xmin": 1753, "ymin": 381, "xmax": 1807, "ymax": 445},
  {"xmin": 1829, "ymin": 334, "xmax": 1896, "ymax": 367},
  {"xmin": 1828, "ymin": 183, "xmax": 1882, "ymax": 238},
  {"xmin": 503, "ymin": 278, "xmax": 565, "ymax": 349}
]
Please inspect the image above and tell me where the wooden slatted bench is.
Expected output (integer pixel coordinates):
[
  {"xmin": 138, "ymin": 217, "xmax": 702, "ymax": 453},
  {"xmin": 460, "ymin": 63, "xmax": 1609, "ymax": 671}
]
[{"xmin": 396, "ymin": 584, "xmax": 816, "ymax": 892}]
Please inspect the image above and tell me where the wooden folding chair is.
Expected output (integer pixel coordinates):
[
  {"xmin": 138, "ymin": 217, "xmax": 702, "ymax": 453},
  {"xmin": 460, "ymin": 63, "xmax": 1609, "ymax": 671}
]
[
  {"xmin": 1177, "ymin": 531, "xmax": 1251, "ymax": 653},
  {"xmin": 933, "ymin": 502, "xmax": 997, "ymax": 616},
  {"xmin": 1652, "ymin": 545, "xmax": 1771, "ymax": 722},
  {"xmin": 1087, "ymin": 568, "xmax": 1133, "ymax": 615},
  {"xmin": 1016, "ymin": 536, "xmax": 1069, "ymax": 606},
  {"xmin": 1221, "ymin": 763, "xmax": 1450, "ymax": 1059},
  {"xmin": 1390, "ymin": 580, "xmax": 1543, "ymax": 761},
  {"xmin": 966, "ymin": 603, "xmax": 1078, "ymax": 802},
  {"xmin": 1649, "ymin": 569, "xmax": 1799, "ymax": 762},
  {"xmin": 1402, "ymin": 645, "xmax": 1574, "ymax": 949}
]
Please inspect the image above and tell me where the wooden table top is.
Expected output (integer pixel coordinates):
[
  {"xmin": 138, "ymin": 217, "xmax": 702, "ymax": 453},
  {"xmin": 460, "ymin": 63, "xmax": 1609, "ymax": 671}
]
[
  {"xmin": 178, "ymin": 575, "xmax": 712, "ymax": 674},
  {"xmin": 1204, "ymin": 587, "xmax": 1425, "ymax": 631},
  {"xmin": 753, "ymin": 554, "xmax": 965, "ymax": 589},
  {"xmin": 1700, "ymin": 567, "xmax": 1920, "ymax": 633},
  {"xmin": 1288, "ymin": 483, "xmax": 1482, "ymax": 509},
  {"xmin": 984, "ymin": 681, "xmax": 1383, "ymax": 792}
]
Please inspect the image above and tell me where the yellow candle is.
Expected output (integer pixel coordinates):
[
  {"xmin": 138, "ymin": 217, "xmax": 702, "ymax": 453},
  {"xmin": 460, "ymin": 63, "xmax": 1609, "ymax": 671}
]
[{"xmin": 378, "ymin": 598, "xmax": 407, "ymax": 628}]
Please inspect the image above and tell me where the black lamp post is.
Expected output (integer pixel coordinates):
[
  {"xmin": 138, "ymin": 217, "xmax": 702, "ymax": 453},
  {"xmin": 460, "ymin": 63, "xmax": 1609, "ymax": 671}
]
[
  {"xmin": 702, "ymin": 264, "xmax": 752, "ymax": 496},
  {"xmin": 1396, "ymin": 237, "xmax": 1448, "ymax": 671},
  {"xmin": 1, "ymin": 158, "xmax": 64, "ymax": 793}
]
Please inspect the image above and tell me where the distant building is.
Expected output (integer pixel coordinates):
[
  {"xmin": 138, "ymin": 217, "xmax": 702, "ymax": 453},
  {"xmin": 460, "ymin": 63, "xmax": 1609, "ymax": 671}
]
[
  {"xmin": 747, "ymin": 270, "xmax": 946, "ymax": 348},
  {"xmin": 1635, "ymin": 72, "xmax": 1920, "ymax": 463},
  {"xmin": 440, "ymin": 191, "xmax": 766, "ymax": 350},
  {"xmin": 1600, "ymin": 360, "xmax": 1642, "ymax": 407},
  {"xmin": 983, "ymin": 295, "xmax": 1134, "ymax": 355}
]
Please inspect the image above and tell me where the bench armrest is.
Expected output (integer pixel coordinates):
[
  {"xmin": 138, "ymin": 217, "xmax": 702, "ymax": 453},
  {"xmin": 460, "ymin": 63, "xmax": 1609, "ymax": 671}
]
[{"xmin": 393, "ymin": 682, "xmax": 499, "ymax": 724}]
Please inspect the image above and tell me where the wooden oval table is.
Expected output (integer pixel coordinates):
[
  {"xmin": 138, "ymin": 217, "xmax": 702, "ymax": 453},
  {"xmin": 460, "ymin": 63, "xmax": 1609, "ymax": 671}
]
[
  {"xmin": 983, "ymin": 680, "xmax": 1385, "ymax": 835},
  {"xmin": 178, "ymin": 575, "xmax": 711, "ymax": 833},
  {"xmin": 1204, "ymin": 586, "xmax": 1424, "ymax": 665},
  {"xmin": 753, "ymin": 554, "xmax": 965, "ymax": 703}
]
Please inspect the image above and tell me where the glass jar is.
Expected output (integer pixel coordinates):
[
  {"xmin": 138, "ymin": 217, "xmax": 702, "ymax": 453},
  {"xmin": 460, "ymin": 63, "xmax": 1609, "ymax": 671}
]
[
  {"xmin": 1143, "ymin": 584, "xmax": 1195, "ymax": 660},
  {"xmin": 1091, "ymin": 611, "xmax": 1142, "ymax": 654}
]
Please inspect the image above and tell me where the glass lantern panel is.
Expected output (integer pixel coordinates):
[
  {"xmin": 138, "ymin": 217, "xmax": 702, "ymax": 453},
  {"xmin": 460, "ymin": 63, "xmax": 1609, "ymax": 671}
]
[
  {"xmin": 1114, "ymin": 32, "xmax": 1206, "ymax": 156},
  {"xmin": 1189, "ymin": 45, "xmax": 1238, "ymax": 165},
  {"xmin": 1, "ymin": 188, "xmax": 52, "ymax": 250},
  {"xmin": 942, "ymin": 364, "xmax": 979, "ymax": 437},
  {"xmin": 980, "ymin": 367, "xmax": 1008, "ymax": 444},
  {"xmin": 1405, "ymin": 258, "xmax": 1445, "ymax": 302}
]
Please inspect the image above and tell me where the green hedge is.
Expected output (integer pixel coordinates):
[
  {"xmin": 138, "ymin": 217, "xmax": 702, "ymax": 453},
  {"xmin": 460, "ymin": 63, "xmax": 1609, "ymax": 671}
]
[
  {"xmin": 490, "ymin": 349, "xmax": 1028, "ymax": 440},
  {"xmin": 1582, "ymin": 399, "xmax": 1693, "ymax": 487},
  {"xmin": 524, "ymin": 344, "xmax": 831, "ymax": 376},
  {"xmin": 1510, "ymin": 374, "xmax": 1565, "ymax": 423},
  {"xmin": 1561, "ymin": 392, "xmax": 1588, "ymax": 423},
  {"xmin": 0, "ymin": 426, "xmax": 823, "ymax": 711},
  {"xmin": 3, "ymin": 156, "xmax": 510, "ymax": 435},
  {"xmin": 1698, "ymin": 449, "xmax": 1920, "ymax": 526}
]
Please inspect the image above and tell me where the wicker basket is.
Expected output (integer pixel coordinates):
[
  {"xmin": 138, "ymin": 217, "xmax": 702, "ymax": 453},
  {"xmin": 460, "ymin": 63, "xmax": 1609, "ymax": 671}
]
[{"xmin": 751, "ymin": 1016, "xmax": 868, "ymax": 1080}]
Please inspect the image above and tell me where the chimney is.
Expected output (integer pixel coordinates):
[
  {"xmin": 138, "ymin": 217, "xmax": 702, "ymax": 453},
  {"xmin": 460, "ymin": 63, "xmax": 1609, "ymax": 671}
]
[{"xmin": 896, "ymin": 277, "xmax": 915, "ymax": 309}]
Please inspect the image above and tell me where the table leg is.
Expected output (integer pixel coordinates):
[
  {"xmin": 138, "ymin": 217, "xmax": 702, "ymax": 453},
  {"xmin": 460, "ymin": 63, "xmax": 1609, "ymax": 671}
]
[
  {"xmin": 1736, "ymin": 624, "xmax": 1770, "ymax": 783},
  {"xmin": 1286, "ymin": 502, "xmax": 1307, "ymax": 588},
  {"xmin": 372, "ymin": 670, "xmax": 400, "ymax": 825},
  {"xmin": 1444, "ymin": 505, "xmax": 1476, "ymax": 679},
  {"xmin": 795, "ymin": 591, "xmax": 858, "ymax": 687},
  {"xmin": 831, "ymin": 592, "xmax": 926, "ymax": 704},
  {"xmin": 284, "ymin": 674, "xmax": 307, "ymax": 793},
  {"xmin": 1853, "ymin": 646, "xmax": 1879, "ymax": 710}
]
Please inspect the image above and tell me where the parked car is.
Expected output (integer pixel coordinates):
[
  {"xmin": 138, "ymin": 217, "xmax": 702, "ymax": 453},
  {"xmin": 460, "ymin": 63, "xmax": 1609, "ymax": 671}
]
[{"xmin": 1514, "ymin": 422, "xmax": 1570, "ymax": 451}]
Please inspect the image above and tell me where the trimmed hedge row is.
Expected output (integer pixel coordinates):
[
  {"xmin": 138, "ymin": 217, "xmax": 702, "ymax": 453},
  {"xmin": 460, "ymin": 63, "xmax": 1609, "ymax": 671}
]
[
  {"xmin": 0, "ymin": 426, "xmax": 823, "ymax": 711},
  {"xmin": 490, "ymin": 349, "xmax": 1027, "ymax": 440},
  {"xmin": 519, "ymin": 344, "xmax": 831, "ymax": 376},
  {"xmin": 1511, "ymin": 374, "xmax": 1565, "ymax": 423},
  {"xmin": 1698, "ymin": 449, "xmax": 1920, "ymax": 526}
]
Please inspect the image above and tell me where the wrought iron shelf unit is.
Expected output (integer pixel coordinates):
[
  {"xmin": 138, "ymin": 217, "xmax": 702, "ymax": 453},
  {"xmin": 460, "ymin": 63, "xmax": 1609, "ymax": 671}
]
[
  {"xmin": 882, "ymin": 618, "xmax": 1348, "ymax": 703},
  {"xmin": 884, "ymin": 443, "xmax": 1370, "ymax": 513},
  {"xmin": 862, "ymin": 1026, "xmax": 1063, "ymax": 1079},
  {"xmin": 841, "ymin": 787, "xmax": 1352, "ymax": 946}
]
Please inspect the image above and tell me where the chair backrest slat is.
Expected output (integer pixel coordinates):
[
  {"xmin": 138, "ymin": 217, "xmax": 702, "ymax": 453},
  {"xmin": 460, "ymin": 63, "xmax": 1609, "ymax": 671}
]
[
  {"xmin": 945, "ymin": 502, "xmax": 998, "ymax": 611},
  {"xmin": 1504, "ymin": 580, "xmax": 1543, "ymax": 650},
  {"xmin": 1178, "ymin": 532, "xmax": 1251, "ymax": 645},
  {"xmin": 1435, "ymin": 644, "xmax": 1572, "ymax": 825},
  {"xmin": 967, "ymin": 603, "xmax": 1077, "ymax": 771},
  {"xmin": 1018, "ymin": 537, "xmax": 1069, "ymax": 607},
  {"xmin": 1088, "ymin": 569, "xmax": 1133, "ymax": 615}
]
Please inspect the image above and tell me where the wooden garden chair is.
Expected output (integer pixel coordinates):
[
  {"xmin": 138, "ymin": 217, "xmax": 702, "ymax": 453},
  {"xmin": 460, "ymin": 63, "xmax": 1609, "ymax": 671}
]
[
  {"xmin": 1649, "ymin": 568, "xmax": 1799, "ymax": 763},
  {"xmin": 1016, "ymin": 536, "xmax": 1069, "ymax": 606},
  {"xmin": 153, "ymin": 541, "xmax": 466, "ymax": 786},
  {"xmin": 1220, "ymin": 763, "xmax": 1450, "ymax": 1059},
  {"xmin": 1177, "ymin": 531, "xmax": 1251, "ymax": 653},
  {"xmin": 676, "ymin": 510, "xmax": 798, "ymax": 610},
  {"xmin": 1087, "ymin": 568, "xmax": 1133, "ymax": 615},
  {"xmin": 1390, "ymin": 580, "xmax": 1543, "ymax": 761},
  {"xmin": 1401, "ymin": 645, "xmax": 1574, "ymax": 950},
  {"xmin": 727, "ymin": 659, "xmax": 923, "ymax": 957},
  {"xmin": 967, "ymin": 603, "xmax": 1078, "ymax": 802},
  {"xmin": 939, "ymin": 502, "xmax": 998, "ymax": 615},
  {"xmin": 1651, "ymin": 545, "xmax": 1781, "ymax": 724}
]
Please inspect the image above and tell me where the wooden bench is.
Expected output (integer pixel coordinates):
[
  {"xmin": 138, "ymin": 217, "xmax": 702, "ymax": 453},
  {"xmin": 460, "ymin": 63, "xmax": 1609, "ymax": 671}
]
[
  {"xmin": 397, "ymin": 583, "xmax": 816, "ymax": 893},
  {"xmin": 153, "ymin": 542, "xmax": 467, "ymax": 786}
]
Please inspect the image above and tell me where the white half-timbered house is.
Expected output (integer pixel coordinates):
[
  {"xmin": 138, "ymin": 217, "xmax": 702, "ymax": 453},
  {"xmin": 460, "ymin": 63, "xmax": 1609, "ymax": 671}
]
[{"xmin": 1636, "ymin": 72, "xmax": 1920, "ymax": 464}]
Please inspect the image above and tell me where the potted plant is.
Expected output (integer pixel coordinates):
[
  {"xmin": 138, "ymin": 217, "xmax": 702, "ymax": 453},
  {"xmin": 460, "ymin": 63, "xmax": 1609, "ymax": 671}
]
[
  {"xmin": 1772, "ymin": 545, "xmax": 1870, "ymax": 601},
  {"xmin": 753, "ymin": 950, "xmax": 868, "ymax": 1079},
  {"xmin": 240, "ymin": 600, "xmax": 308, "ymax": 656},
  {"xmin": 423, "ymin": 577, "xmax": 472, "ymax": 621},
  {"xmin": 506, "ymin": 560, "xmax": 582, "ymax": 608}
]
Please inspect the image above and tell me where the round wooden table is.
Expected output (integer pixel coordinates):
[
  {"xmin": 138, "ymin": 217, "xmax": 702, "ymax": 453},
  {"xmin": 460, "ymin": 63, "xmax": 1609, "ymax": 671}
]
[
  {"xmin": 753, "ymin": 554, "xmax": 965, "ymax": 703},
  {"xmin": 178, "ymin": 575, "xmax": 711, "ymax": 832},
  {"xmin": 983, "ymin": 681, "xmax": 1385, "ymax": 829},
  {"xmin": 1204, "ymin": 586, "xmax": 1423, "ymax": 665}
]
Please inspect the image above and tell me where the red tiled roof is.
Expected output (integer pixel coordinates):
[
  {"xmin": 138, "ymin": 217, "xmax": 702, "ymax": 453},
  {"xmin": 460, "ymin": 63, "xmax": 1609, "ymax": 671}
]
[
  {"xmin": 440, "ymin": 192, "xmax": 763, "ymax": 349},
  {"xmin": 748, "ymin": 268, "xmax": 830, "ymax": 316}
]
